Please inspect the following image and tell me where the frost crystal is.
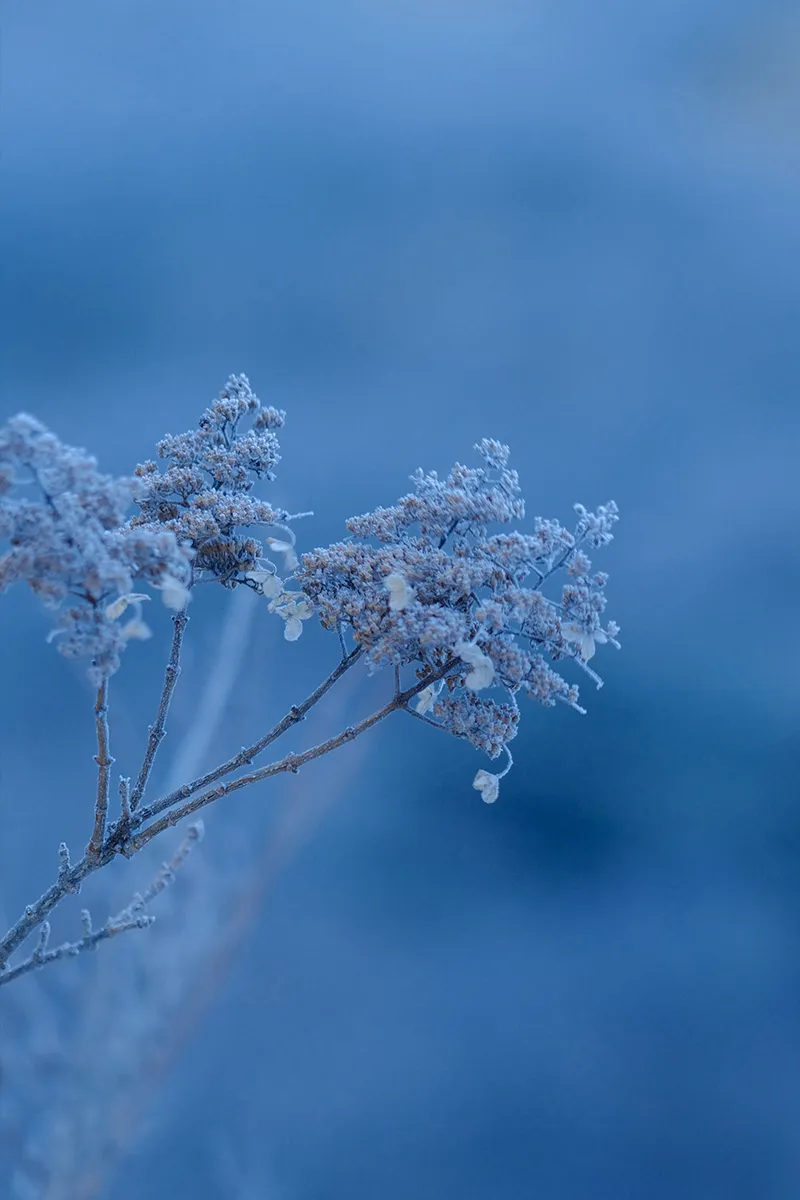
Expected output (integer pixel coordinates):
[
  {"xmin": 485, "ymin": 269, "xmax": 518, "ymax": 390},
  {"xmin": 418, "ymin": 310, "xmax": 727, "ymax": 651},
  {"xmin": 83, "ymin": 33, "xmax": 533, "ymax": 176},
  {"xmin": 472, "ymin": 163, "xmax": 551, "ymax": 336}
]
[{"xmin": 298, "ymin": 439, "xmax": 620, "ymax": 794}]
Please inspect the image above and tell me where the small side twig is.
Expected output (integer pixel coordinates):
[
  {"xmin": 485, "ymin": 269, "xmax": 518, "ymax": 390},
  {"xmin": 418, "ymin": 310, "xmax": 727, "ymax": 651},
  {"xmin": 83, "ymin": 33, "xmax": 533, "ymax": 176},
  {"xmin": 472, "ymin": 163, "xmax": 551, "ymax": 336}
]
[
  {"xmin": 129, "ymin": 609, "xmax": 188, "ymax": 812},
  {"xmin": 0, "ymin": 913, "xmax": 154, "ymax": 986},
  {"xmin": 0, "ymin": 646, "xmax": 360, "ymax": 974},
  {"xmin": 116, "ymin": 643, "xmax": 364, "ymax": 838},
  {"xmin": 403, "ymin": 705, "xmax": 450, "ymax": 735},
  {"xmin": 124, "ymin": 660, "xmax": 458, "ymax": 855},
  {"xmin": 0, "ymin": 646, "xmax": 430, "ymax": 984},
  {"xmin": 119, "ymin": 776, "xmax": 131, "ymax": 824},
  {"xmin": 0, "ymin": 822, "xmax": 204, "ymax": 986},
  {"xmin": 86, "ymin": 680, "xmax": 113, "ymax": 862}
]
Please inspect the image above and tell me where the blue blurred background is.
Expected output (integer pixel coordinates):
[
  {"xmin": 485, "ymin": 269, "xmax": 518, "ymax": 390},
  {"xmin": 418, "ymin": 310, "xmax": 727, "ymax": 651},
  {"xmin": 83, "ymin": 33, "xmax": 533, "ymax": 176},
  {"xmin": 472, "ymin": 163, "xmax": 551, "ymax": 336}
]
[{"xmin": 2, "ymin": 1, "xmax": 800, "ymax": 1196}]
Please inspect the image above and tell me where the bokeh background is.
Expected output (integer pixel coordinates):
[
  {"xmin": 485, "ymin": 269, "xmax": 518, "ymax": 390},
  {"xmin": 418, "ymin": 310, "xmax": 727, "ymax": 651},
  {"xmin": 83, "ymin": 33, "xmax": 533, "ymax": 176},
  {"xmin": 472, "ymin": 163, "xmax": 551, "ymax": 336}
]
[{"xmin": 2, "ymin": 1, "xmax": 800, "ymax": 1197}]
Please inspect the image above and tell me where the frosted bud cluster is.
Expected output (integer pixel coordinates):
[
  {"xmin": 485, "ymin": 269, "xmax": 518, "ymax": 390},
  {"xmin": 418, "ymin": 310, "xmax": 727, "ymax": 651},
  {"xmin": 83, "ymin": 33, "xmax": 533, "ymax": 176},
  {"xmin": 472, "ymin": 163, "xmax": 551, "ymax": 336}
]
[
  {"xmin": 0, "ymin": 414, "xmax": 192, "ymax": 683},
  {"xmin": 298, "ymin": 438, "xmax": 620, "ymax": 792}
]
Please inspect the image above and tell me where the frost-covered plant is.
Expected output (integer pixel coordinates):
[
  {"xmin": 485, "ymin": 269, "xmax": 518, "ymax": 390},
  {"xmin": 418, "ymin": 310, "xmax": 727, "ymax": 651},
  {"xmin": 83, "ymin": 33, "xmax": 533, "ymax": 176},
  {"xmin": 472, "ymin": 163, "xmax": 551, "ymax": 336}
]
[
  {"xmin": 0, "ymin": 413, "xmax": 192, "ymax": 683},
  {"xmin": 298, "ymin": 437, "xmax": 620, "ymax": 798},
  {"xmin": 0, "ymin": 376, "xmax": 620, "ymax": 987}
]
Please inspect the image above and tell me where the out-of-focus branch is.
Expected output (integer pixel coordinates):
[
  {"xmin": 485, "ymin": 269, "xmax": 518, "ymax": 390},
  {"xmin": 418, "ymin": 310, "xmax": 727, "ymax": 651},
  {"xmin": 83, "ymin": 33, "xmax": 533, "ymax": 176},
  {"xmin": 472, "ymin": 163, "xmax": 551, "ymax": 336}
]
[
  {"xmin": 0, "ymin": 644, "xmax": 373, "ymax": 983},
  {"xmin": 0, "ymin": 823, "xmax": 204, "ymax": 986}
]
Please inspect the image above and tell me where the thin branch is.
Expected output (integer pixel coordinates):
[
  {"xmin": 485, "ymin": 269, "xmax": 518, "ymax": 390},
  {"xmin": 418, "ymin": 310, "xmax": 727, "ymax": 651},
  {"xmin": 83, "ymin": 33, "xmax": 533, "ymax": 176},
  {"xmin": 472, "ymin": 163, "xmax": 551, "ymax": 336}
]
[
  {"xmin": 0, "ymin": 913, "xmax": 153, "ymax": 987},
  {"xmin": 0, "ymin": 823, "xmax": 204, "ymax": 987},
  {"xmin": 118, "ymin": 776, "xmax": 131, "ymax": 823},
  {"xmin": 403, "ymin": 705, "xmax": 450, "ymax": 734},
  {"xmin": 129, "ymin": 609, "xmax": 188, "ymax": 812},
  {"xmin": 124, "ymin": 660, "xmax": 458, "ymax": 856},
  {"xmin": 115, "ymin": 643, "xmax": 364, "ymax": 839},
  {"xmin": 86, "ymin": 680, "xmax": 113, "ymax": 862},
  {"xmin": 67, "ymin": 718, "xmax": 371, "ymax": 1200},
  {"xmin": 0, "ymin": 648, "xmax": 450, "ymax": 984},
  {"xmin": 0, "ymin": 645, "xmax": 362, "ymax": 974}
]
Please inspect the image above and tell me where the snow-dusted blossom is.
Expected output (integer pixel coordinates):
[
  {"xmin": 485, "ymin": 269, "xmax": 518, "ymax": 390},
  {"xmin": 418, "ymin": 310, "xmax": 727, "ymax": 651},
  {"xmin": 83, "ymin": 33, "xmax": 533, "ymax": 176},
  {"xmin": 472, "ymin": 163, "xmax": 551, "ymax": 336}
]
[
  {"xmin": 415, "ymin": 680, "xmax": 443, "ymax": 714},
  {"xmin": 454, "ymin": 640, "xmax": 495, "ymax": 690},
  {"xmin": 266, "ymin": 530, "xmax": 299, "ymax": 572},
  {"xmin": 129, "ymin": 374, "xmax": 311, "ymax": 636},
  {"xmin": 104, "ymin": 593, "xmax": 150, "ymax": 621},
  {"xmin": 131, "ymin": 377, "xmax": 296, "ymax": 574},
  {"xmin": 0, "ymin": 415, "xmax": 192, "ymax": 683},
  {"xmin": 298, "ymin": 438, "xmax": 620, "ymax": 797},
  {"xmin": 472, "ymin": 769, "xmax": 500, "ymax": 804},
  {"xmin": 471, "ymin": 745, "xmax": 514, "ymax": 804},
  {"xmin": 243, "ymin": 563, "xmax": 282, "ymax": 597},
  {"xmin": 154, "ymin": 573, "xmax": 191, "ymax": 612},
  {"xmin": 384, "ymin": 572, "xmax": 416, "ymax": 612},
  {"xmin": 120, "ymin": 616, "xmax": 153, "ymax": 642},
  {"xmin": 561, "ymin": 622, "xmax": 607, "ymax": 662},
  {"xmin": 433, "ymin": 692, "xmax": 519, "ymax": 758},
  {"xmin": 269, "ymin": 592, "xmax": 314, "ymax": 641}
]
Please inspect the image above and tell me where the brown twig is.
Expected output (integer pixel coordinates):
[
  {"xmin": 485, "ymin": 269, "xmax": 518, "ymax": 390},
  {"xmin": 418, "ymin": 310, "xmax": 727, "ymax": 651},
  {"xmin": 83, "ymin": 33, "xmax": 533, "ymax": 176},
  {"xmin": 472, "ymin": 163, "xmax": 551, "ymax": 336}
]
[
  {"xmin": 85, "ymin": 680, "xmax": 113, "ymax": 862},
  {"xmin": 0, "ymin": 647, "xmax": 455, "ymax": 984},
  {"xmin": 123, "ymin": 659, "xmax": 457, "ymax": 856},
  {"xmin": 129, "ymin": 610, "xmax": 188, "ymax": 812},
  {"xmin": 120, "ymin": 643, "xmax": 364, "ymax": 836},
  {"xmin": 0, "ymin": 644, "xmax": 365, "ymax": 977}
]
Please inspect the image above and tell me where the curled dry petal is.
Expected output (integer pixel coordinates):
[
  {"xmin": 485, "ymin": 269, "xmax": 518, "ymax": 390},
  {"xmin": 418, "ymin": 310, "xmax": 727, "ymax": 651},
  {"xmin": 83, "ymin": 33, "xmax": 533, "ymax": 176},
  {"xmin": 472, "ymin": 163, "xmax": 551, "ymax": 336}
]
[
  {"xmin": 121, "ymin": 617, "xmax": 153, "ymax": 641},
  {"xmin": 385, "ymin": 572, "xmax": 416, "ymax": 612},
  {"xmin": 105, "ymin": 593, "xmax": 150, "ymax": 621},
  {"xmin": 157, "ymin": 574, "xmax": 191, "ymax": 611},
  {"xmin": 472, "ymin": 769, "xmax": 500, "ymax": 804},
  {"xmin": 454, "ymin": 641, "xmax": 495, "ymax": 690}
]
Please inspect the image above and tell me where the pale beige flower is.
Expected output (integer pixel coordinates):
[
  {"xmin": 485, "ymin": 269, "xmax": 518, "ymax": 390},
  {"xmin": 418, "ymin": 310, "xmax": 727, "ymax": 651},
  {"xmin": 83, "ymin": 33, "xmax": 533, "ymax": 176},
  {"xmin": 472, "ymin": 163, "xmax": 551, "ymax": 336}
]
[
  {"xmin": 105, "ymin": 593, "xmax": 150, "ymax": 621},
  {"xmin": 561, "ymin": 622, "xmax": 608, "ymax": 661},
  {"xmin": 266, "ymin": 534, "xmax": 298, "ymax": 572},
  {"xmin": 156, "ymin": 574, "xmax": 191, "ymax": 611},
  {"xmin": 415, "ymin": 681, "xmax": 443, "ymax": 714},
  {"xmin": 120, "ymin": 617, "xmax": 153, "ymax": 641},
  {"xmin": 244, "ymin": 564, "xmax": 282, "ymax": 597},
  {"xmin": 269, "ymin": 593, "xmax": 314, "ymax": 641},
  {"xmin": 472, "ymin": 769, "xmax": 500, "ymax": 804},
  {"xmin": 454, "ymin": 640, "xmax": 494, "ymax": 690},
  {"xmin": 384, "ymin": 572, "xmax": 416, "ymax": 612}
]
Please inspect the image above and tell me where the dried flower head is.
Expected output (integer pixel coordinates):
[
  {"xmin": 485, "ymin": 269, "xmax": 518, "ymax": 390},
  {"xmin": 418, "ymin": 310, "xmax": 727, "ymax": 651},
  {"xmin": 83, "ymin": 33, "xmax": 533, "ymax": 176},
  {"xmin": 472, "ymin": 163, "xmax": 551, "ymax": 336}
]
[
  {"xmin": 298, "ymin": 439, "xmax": 620, "ymax": 792},
  {"xmin": 130, "ymin": 374, "xmax": 302, "ymax": 588},
  {"xmin": 0, "ymin": 414, "xmax": 192, "ymax": 683}
]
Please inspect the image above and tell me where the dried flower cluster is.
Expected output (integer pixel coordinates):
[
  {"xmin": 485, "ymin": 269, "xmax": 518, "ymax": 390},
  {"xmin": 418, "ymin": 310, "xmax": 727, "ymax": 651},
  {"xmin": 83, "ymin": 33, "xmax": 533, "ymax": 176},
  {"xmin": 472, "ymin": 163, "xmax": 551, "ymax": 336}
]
[
  {"xmin": 0, "ymin": 414, "xmax": 192, "ymax": 684},
  {"xmin": 0, "ymin": 376, "xmax": 623, "ymax": 996},
  {"xmin": 131, "ymin": 372, "xmax": 312, "ymax": 638},
  {"xmin": 298, "ymin": 438, "xmax": 620, "ymax": 800},
  {"xmin": 0, "ymin": 376, "xmax": 316, "ymax": 684}
]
